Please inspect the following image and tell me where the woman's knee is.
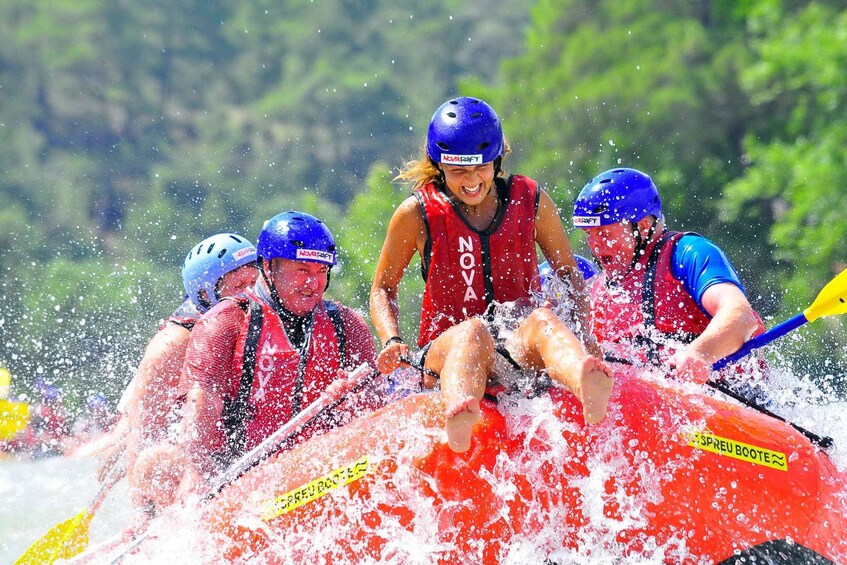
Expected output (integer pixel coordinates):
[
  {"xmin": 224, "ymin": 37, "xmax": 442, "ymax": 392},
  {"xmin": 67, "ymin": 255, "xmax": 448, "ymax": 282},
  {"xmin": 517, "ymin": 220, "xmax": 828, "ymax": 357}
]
[
  {"xmin": 521, "ymin": 307, "xmax": 562, "ymax": 334},
  {"xmin": 435, "ymin": 319, "xmax": 495, "ymax": 353},
  {"xmin": 458, "ymin": 318, "xmax": 495, "ymax": 347}
]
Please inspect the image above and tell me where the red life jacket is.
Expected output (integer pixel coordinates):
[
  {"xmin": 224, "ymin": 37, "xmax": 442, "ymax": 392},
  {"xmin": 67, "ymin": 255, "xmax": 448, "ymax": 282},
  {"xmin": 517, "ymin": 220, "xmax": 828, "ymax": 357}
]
[
  {"xmin": 415, "ymin": 175, "xmax": 540, "ymax": 346},
  {"xmin": 219, "ymin": 291, "xmax": 347, "ymax": 459},
  {"xmin": 591, "ymin": 231, "xmax": 764, "ymax": 364}
]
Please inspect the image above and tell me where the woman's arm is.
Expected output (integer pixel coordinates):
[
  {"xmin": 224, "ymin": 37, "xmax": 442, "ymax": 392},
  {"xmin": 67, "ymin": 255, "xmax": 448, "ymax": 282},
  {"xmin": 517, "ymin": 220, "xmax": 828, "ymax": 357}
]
[
  {"xmin": 534, "ymin": 189, "xmax": 599, "ymax": 355},
  {"xmin": 369, "ymin": 196, "xmax": 426, "ymax": 372}
]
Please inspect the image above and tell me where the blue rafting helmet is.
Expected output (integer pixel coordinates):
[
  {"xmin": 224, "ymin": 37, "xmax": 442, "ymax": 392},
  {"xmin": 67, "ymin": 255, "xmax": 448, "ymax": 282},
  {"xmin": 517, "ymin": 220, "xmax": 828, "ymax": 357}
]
[
  {"xmin": 572, "ymin": 168, "xmax": 662, "ymax": 228},
  {"xmin": 182, "ymin": 233, "xmax": 257, "ymax": 312},
  {"xmin": 87, "ymin": 393, "xmax": 108, "ymax": 411},
  {"xmin": 426, "ymin": 97, "xmax": 504, "ymax": 166},
  {"xmin": 257, "ymin": 211, "xmax": 336, "ymax": 266},
  {"xmin": 539, "ymin": 256, "xmax": 598, "ymax": 285},
  {"xmin": 257, "ymin": 211, "xmax": 336, "ymax": 299}
]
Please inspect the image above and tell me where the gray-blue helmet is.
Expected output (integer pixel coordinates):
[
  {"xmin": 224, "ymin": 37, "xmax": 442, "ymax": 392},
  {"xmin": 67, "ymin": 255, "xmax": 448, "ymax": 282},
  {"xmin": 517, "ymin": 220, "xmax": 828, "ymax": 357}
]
[{"xmin": 182, "ymin": 233, "xmax": 257, "ymax": 312}]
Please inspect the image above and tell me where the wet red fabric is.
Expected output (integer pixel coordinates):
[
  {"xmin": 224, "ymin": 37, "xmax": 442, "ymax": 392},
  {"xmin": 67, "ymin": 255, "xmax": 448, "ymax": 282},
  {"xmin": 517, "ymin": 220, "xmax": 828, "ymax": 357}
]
[
  {"xmin": 180, "ymin": 294, "xmax": 378, "ymax": 453},
  {"xmin": 416, "ymin": 175, "xmax": 539, "ymax": 346}
]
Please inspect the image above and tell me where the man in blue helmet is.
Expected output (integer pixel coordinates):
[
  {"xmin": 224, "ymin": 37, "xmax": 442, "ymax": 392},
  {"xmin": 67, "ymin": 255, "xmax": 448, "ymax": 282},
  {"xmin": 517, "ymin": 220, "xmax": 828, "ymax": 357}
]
[
  {"xmin": 572, "ymin": 168, "xmax": 765, "ymax": 384},
  {"xmin": 119, "ymin": 234, "xmax": 258, "ymax": 506},
  {"xmin": 166, "ymin": 211, "xmax": 378, "ymax": 502}
]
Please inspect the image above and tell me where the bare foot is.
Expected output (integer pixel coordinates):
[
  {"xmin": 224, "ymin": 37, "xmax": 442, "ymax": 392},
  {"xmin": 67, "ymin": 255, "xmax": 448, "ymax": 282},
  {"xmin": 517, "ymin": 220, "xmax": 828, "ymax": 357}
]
[
  {"xmin": 579, "ymin": 357, "xmax": 615, "ymax": 425},
  {"xmin": 444, "ymin": 395, "xmax": 482, "ymax": 453}
]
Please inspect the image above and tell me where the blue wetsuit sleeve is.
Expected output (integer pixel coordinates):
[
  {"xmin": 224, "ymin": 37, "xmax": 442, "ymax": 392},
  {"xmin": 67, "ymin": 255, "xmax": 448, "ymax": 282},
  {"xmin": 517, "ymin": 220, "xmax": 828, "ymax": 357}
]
[{"xmin": 671, "ymin": 234, "xmax": 746, "ymax": 311}]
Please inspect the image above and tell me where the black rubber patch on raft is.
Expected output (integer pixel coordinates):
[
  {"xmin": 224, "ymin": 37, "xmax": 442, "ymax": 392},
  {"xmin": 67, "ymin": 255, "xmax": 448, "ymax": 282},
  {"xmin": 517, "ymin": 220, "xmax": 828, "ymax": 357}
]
[{"xmin": 717, "ymin": 539, "xmax": 834, "ymax": 565}]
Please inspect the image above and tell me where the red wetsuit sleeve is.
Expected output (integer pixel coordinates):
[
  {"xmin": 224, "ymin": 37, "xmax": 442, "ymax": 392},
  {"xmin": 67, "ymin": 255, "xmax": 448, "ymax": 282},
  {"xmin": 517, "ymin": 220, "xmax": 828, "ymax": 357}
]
[
  {"xmin": 339, "ymin": 306, "xmax": 377, "ymax": 371},
  {"xmin": 179, "ymin": 300, "xmax": 247, "ymax": 400}
]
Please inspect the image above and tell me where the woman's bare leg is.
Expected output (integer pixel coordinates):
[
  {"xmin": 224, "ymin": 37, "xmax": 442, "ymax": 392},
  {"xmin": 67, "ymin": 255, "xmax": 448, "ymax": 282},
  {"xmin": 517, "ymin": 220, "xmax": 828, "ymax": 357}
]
[
  {"xmin": 510, "ymin": 308, "xmax": 614, "ymax": 424},
  {"xmin": 425, "ymin": 318, "xmax": 495, "ymax": 452}
]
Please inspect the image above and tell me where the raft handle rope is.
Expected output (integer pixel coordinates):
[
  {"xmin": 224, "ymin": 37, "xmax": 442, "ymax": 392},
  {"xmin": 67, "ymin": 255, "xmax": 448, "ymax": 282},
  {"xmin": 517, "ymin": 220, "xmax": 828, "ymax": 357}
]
[
  {"xmin": 400, "ymin": 355, "xmax": 502, "ymax": 403},
  {"xmin": 605, "ymin": 355, "xmax": 833, "ymax": 449}
]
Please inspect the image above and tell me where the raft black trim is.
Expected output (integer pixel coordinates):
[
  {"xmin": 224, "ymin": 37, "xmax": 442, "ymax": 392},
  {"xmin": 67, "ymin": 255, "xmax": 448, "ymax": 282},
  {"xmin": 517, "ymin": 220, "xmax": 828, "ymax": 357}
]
[{"xmin": 716, "ymin": 539, "xmax": 834, "ymax": 565}]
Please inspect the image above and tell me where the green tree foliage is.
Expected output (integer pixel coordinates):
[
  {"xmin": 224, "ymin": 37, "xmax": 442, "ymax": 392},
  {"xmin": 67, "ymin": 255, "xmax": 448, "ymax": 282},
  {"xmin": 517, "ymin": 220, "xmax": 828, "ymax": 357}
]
[
  {"xmin": 1, "ymin": 0, "xmax": 846, "ymax": 404},
  {"xmin": 0, "ymin": 0, "xmax": 529, "ymax": 402},
  {"xmin": 330, "ymin": 163, "xmax": 424, "ymax": 340},
  {"xmin": 721, "ymin": 2, "xmax": 847, "ymax": 369},
  {"xmin": 479, "ymin": 0, "xmax": 847, "ymax": 374}
]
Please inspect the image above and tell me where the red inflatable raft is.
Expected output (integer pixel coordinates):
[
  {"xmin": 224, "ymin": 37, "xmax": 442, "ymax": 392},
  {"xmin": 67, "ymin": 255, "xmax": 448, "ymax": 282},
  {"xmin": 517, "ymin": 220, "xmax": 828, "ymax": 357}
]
[{"xmin": 103, "ymin": 364, "xmax": 847, "ymax": 563}]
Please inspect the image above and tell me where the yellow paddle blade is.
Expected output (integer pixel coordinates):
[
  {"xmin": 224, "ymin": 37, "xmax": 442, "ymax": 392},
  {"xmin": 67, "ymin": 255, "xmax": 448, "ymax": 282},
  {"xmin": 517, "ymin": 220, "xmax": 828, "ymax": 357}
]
[
  {"xmin": 13, "ymin": 508, "xmax": 93, "ymax": 565},
  {"xmin": 0, "ymin": 399, "xmax": 30, "ymax": 441},
  {"xmin": 804, "ymin": 268, "xmax": 847, "ymax": 322}
]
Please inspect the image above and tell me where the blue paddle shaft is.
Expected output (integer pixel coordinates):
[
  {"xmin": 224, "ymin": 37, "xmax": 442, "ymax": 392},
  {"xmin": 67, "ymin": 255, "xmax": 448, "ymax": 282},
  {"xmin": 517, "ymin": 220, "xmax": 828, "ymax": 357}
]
[{"xmin": 712, "ymin": 313, "xmax": 808, "ymax": 371}]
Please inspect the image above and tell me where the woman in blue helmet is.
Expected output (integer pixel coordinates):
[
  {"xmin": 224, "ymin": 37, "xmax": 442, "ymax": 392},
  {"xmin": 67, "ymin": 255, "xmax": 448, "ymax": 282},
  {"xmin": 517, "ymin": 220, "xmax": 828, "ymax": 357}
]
[
  {"xmin": 123, "ymin": 233, "xmax": 258, "ymax": 507},
  {"xmin": 164, "ymin": 211, "xmax": 378, "ymax": 505},
  {"xmin": 572, "ymin": 167, "xmax": 764, "ymax": 384},
  {"xmin": 371, "ymin": 97, "xmax": 613, "ymax": 453}
]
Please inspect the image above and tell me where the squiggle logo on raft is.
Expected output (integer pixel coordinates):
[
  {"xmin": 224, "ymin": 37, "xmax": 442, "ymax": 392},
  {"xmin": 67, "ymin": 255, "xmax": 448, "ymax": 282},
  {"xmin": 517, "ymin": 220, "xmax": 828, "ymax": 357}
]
[
  {"xmin": 295, "ymin": 248, "xmax": 335, "ymax": 263},
  {"xmin": 441, "ymin": 153, "xmax": 483, "ymax": 165}
]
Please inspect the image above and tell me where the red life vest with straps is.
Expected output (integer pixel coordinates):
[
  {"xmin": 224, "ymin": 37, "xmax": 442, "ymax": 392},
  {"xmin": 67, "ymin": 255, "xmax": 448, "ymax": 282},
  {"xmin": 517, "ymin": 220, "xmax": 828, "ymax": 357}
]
[
  {"xmin": 219, "ymin": 291, "xmax": 346, "ymax": 459},
  {"xmin": 590, "ymin": 231, "xmax": 764, "ymax": 364},
  {"xmin": 415, "ymin": 174, "xmax": 540, "ymax": 346}
]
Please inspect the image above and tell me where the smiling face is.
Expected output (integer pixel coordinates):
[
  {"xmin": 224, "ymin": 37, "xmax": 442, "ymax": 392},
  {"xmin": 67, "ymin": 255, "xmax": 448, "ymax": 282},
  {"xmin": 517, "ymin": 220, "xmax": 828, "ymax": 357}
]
[
  {"xmin": 441, "ymin": 162, "xmax": 496, "ymax": 207},
  {"xmin": 266, "ymin": 258, "xmax": 329, "ymax": 315}
]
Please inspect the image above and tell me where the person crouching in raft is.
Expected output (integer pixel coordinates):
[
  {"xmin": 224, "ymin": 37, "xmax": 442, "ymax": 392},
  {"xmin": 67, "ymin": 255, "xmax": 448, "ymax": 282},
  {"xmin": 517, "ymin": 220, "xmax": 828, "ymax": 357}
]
[
  {"xmin": 370, "ymin": 96, "xmax": 613, "ymax": 453},
  {"xmin": 125, "ymin": 233, "xmax": 259, "ymax": 507},
  {"xmin": 572, "ymin": 168, "xmax": 765, "ymax": 384}
]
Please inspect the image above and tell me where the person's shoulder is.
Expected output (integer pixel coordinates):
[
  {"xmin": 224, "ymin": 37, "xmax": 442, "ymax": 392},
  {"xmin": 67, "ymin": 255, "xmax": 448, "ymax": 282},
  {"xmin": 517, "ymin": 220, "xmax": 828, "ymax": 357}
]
[
  {"xmin": 675, "ymin": 233, "xmax": 731, "ymax": 260},
  {"xmin": 397, "ymin": 194, "xmax": 423, "ymax": 215},
  {"xmin": 193, "ymin": 297, "xmax": 251, "ymax": 330},
  {"xmin": 332, "ymin": 303, "xmax": 370, "ymax": 330},
  {"xmin": 151, "ymin": 320, "xmax": 192, "ymax": 346},
  {"xmin": 389, "ymin": 195, "xmax": 426, "ymax": 233}
]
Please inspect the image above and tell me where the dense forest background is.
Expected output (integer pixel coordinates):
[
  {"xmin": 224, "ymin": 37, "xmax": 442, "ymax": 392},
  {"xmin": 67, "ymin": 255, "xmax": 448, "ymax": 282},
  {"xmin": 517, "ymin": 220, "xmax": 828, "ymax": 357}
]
[{"xmin": 1, "ymin": 0, "xmax": 845, "ymax": 414}]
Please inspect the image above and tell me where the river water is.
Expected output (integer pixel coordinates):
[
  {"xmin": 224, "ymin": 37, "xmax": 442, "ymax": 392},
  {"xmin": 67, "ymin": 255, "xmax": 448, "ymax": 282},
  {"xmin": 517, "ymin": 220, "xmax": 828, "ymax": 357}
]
[
  {"xmin": 2, "ymin": 362, "xmax": 846, "ymax": 564},
  {"xmin": 0, "ymin": 455, "xmax": 133, "ymax": 563}
]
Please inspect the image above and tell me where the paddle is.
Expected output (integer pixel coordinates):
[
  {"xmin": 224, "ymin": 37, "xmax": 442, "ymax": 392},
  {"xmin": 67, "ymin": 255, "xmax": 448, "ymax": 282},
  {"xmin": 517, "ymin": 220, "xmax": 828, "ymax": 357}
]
[
  {"xmin": 102, "ymin": 363, "xmax": 380, "ymax": 563},
  {"xmin": 14, "ymin": 455, "xmax": 126, "ymax": 565},
  {"xmin": 702, "ymin": 269, "xmax": 847, "ymax": 449},
  {"xmin": 0, "ymin": 398, "xmax": 30, "ymax": 442},
  {"xmin": 712, "ymin": 268, "xmax": 847, "ymax": 371},
  {"xmin": 210, "ymin": 362, "xmax": 379, "ymax": 494}
]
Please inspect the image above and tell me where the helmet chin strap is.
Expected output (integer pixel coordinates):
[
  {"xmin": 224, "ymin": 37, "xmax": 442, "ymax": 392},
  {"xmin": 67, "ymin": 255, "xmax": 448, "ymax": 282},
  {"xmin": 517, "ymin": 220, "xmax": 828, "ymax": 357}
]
[
  {"xmin": 259, "ymin": 258, "xmax": 283, "ymax": 308},
  {"xmin": 627, "ymin": 217, "xmax": 658, "ymax": 273}
]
